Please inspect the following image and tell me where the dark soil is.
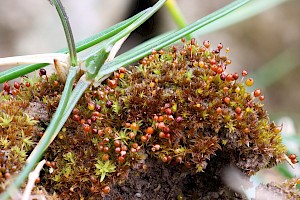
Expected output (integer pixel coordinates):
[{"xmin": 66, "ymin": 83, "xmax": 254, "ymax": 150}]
[{"xmin": 106, "ymin": 156, "xmax": 246, "ymax": 200}]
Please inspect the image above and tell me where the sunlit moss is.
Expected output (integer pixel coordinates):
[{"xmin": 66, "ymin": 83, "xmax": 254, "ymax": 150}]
[{"xmin": 1, "ymin": 39, "xmax": 287, "ymax": 198}]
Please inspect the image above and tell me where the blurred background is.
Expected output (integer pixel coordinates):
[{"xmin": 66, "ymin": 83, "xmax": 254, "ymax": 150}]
[{"xmin": 0, "ymin": 0, "xmax": 300, "ymax": 184}]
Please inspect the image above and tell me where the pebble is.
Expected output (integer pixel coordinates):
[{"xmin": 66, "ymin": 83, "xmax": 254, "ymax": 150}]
[{"xmin": 135, "ymin": 193, "xmax": 142, "ymax": 198}]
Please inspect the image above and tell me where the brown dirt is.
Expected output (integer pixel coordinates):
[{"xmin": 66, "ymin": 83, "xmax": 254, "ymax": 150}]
[{"xmin": 106, "ymin": 156, "xmax": 246, "ymax": 200}]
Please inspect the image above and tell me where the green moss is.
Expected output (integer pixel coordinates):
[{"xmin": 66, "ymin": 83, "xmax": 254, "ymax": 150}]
[
  {"xmin": 1, "ymin": 39, "xmax": 288, "ymax": 198},
  {"xmin": 95, "ymin": 160, "xmax": 116, "ymax": 182},
  {"xmin": 0, "ymin": 98, "xmax": 41, "ymax": 192}
]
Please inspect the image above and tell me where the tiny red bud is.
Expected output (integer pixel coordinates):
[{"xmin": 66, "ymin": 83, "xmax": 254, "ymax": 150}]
[
  {"xmin": 235, "ymin": 106, "xmax": 242, "ymax": 114},
  {"xmin": 175, "ymin": 116, "xmax": 183, "ymax": 123},
  {"xmin": 14, "ymin": 82, "xmax": 20, "ymax": 89},
  {"xmin": 203, "ymin": 40, "xmax": 210, "ymax": 48},
  {"xmin": 165, "ymin": 108, "xmax": 172, "ymax": 115},
  {"xmin": 233, "ymin": 72, "xmax": 239, "ymax": 80},
  {"xmin": 254, "ymin": 89, "xmax": 261, "ymax": 97},
  {"xmin": 289, "ymin": 154, "xmax": 297, "ymax": 160},
  {"xmin": 242, "ymin": 70, "xmax": 248, "ymax": 77},
  {"xmin": 39, "ymin": 68, "xmax": 47, "ymax": 76}
]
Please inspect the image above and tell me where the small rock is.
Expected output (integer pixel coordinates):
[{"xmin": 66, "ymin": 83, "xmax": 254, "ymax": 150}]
[{"xmin": 135, "ymin": 193, "xmax": 142, "ymax": 198}]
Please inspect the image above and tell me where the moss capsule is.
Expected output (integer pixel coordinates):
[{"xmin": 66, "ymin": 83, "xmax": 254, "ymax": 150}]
[
  {"xmin": 254, "ymin": 89, "xmax": 261, "ymax": 97},
  {"xmin": 146, "ymin": 127, "xmax": 154, "ymax": 135},
  {"xmin": 245, "ymin": 78, "xmax": 254, "ymax": 87},
  {"xmin": 102, "ymin": 186, "xmax": 110, "ymax": 194}
]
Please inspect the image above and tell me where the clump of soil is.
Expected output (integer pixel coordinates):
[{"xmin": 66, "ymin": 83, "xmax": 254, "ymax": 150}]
[
  {"xmin": 107, "ymin": 155, "xmax": 246, "ymax": 200},
  {"xmin": 0, "ymin": 39, "xmax": 290, "ymax": 199}
]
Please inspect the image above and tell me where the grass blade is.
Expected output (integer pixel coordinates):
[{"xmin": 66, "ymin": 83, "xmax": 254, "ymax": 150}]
[
  {"xmin": 51, "ymin": 0, "xmax": 78, "ymax": 67},
  {"xmin": 90, "ymin": 0, "xmax": 166, "ymax": 80},
  {"xmin": 0, "ymin": 8, "xmax": 149, "ymax": 83},
  {"xmin": 96, "ymin": 0, "xmax": 252, "ymax": 79},
  {"xmin": 105, "ymin": 0, "xmax": 166, "ymax": 46},
  {"xmin": 0, "ymin": 53, "xmax": 67, "ymax": 66},
  {"xmin": 165, "ymin": 0, "xmax": 191, "ymax": 39},
  {"xmin": 56, "ymin": 76, "xmax": 90, "ymax": 134},
  {"xmin": 0, "ymin": 67, "xmax": 78, "ymax": 200}
]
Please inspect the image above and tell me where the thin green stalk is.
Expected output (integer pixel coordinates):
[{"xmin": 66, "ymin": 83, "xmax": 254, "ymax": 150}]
[
  {"xmin": 165, "ymin": 0, "xmax": 191, "ymax": 40},
  {"xmin": 96, "ymin": 0, "xmax": 252, "ymax": 80},
  {"xmin": 87, "ymin": 0, "xmax": 166, "ymax": 79},
  {"xmin": 0, "ymin": 1, "xmax": 167, "ymax": 198},
  {"xmin": 1, "ymin": 74, "xmax": 94, "ymax": 200},
  {"xmin": 0, "ymin": 63, "xmax": 46, "ymax": 84},
  {"xmin": 85, "ymin": 45, "xmax": 110, "ymax": 79},
  {"xmin": 0, "ymin": 0, "xmax": 286, "ymax": 84},
  {"xmin": 0, "ymin": 8, "xmax": 149, "ymax": 83},
  {"xmin": 62, "ymin": 9, "xmax": 149, "ymax": 53},
  {"xmin": 0, "ymin": 1, "xmax": 81, "ymax": 198},
  {"xmin": 106, "ymin": 0, "xmax": 166, "ymax": 47},
  {"xmin": 56, "ymin": 76, "xmax": 91, "ymax": 134},
  {"xmin": 109, "ymin": 31, "xmax": 172, "ymax": 62},
  {"xmin": 51, "ymin": 0, "xmax": 77, "ymax": 66},
  {"xmin": 1, "ymin": 72, "xmax": 90, "ymax": 200},
  {"xmin": 0, "ymin": 67, "xmax": 78, "ymax": 200}
]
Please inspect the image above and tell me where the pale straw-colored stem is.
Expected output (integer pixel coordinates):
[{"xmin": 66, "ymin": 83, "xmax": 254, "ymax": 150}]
[
  {"xmin": 22, "ymin": 160, "xmax": 46, "ymax": 200},
  {"xmin": 0, "ymin": 53, "xmax": 68, "ymax": 66}
]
